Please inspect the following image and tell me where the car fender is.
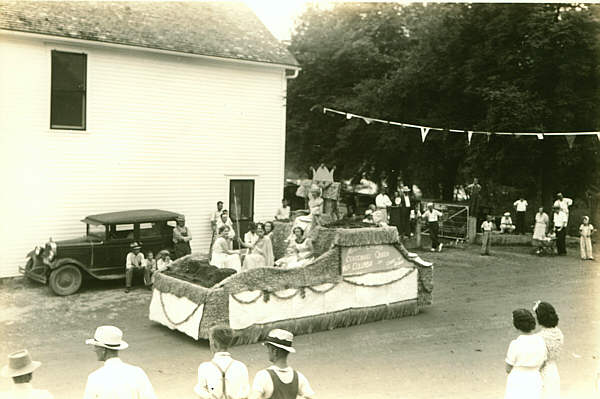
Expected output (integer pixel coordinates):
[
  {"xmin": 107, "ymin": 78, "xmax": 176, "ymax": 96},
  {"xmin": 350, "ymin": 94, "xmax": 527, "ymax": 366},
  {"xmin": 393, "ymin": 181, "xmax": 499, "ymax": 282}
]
[{"xmin": 49, "ymin": 258, "xmax": 90, "ymax": 276}]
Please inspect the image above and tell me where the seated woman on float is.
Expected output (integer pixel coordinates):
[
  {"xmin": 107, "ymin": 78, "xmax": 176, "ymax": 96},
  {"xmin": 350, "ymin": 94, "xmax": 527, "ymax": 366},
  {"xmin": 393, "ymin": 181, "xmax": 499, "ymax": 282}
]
[
  {"xmin": 275, "ymin": 226, "xmax": 314, "ymax": 269},
  {"xmin": 210, "ymin": 225, "xmax": 241, "ymax": 272},
  {"xmin": 240, "ymin": 223, "xmax": 274, "ymax": 270}
]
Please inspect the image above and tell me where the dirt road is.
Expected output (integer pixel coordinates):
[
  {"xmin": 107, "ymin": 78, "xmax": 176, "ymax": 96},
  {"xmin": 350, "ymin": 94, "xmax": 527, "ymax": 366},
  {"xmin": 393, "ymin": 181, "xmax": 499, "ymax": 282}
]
[{"xmin": 0, "ymin": 245, "xmax": 598, "ymax": 398}]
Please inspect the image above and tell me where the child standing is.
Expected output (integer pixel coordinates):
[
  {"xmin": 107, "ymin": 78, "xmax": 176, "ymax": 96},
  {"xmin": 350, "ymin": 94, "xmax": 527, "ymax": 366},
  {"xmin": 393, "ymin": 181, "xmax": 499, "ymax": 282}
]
[
  {"xmin": 143, "ymin": 251, "xmax": 156, "ymax": 288},
  {"xmin": 579, "ymin": 216, "xmax": 595, "ymax": 260},
  {"xmin": 481, "ymin": 215, "xmax": 496, "ymax": 256}
]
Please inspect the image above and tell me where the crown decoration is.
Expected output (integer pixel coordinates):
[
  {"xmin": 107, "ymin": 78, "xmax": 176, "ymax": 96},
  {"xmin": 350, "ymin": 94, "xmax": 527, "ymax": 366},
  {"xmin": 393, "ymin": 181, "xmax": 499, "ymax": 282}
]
[{"xmin": 311, "ymin": 164, "xmax": 335, "ymax": 183}]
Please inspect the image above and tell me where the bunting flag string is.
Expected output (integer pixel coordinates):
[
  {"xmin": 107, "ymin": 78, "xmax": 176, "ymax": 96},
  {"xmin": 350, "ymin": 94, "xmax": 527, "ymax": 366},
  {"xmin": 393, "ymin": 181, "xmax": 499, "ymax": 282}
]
[{"xmin": 321, "ymin": 106, "xmax": 600, "ymax": 142}]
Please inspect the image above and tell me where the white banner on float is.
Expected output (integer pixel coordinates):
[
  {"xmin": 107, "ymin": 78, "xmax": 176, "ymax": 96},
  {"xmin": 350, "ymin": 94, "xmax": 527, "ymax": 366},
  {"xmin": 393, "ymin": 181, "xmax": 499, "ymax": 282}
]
[
  {"xmin": 229, "ymin": 267, "xmax": 418, "ymax": 330},
  {"xmin": 149, "ymin": 290, "xmax": 205, "ymax": 340}
]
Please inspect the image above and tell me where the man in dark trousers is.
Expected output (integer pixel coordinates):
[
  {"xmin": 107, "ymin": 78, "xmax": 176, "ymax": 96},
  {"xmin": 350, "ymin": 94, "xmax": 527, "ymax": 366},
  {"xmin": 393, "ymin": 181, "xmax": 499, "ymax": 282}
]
[
  {"xmin": 251, "ymin": 329, "xmax": 315, "ymax": 399},
  {"xmin": 397, "ymin": 186, "xmax": 413, "ymax": 238}
]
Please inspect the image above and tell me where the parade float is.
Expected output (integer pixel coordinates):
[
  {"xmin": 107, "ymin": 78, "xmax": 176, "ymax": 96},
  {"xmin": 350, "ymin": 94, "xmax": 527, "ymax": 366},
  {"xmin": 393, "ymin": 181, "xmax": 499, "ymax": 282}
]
[{"xmin": 148, "ymin": 166, "xmax": 433, "ymax": 345}]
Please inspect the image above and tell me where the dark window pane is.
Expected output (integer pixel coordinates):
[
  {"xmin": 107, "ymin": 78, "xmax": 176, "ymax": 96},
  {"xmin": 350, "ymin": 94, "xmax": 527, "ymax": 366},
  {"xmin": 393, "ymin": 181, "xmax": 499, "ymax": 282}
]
[
  {"xmin": 51, "ymin": 91, "xmax": 85, "ymax": 127},
  {"xmin": 51, "ymin": 51, "xmax": 86, "ymax": 129},
  {"xmin": 52, "ymin": 52, "xmax": 85, "ymax": 90}
]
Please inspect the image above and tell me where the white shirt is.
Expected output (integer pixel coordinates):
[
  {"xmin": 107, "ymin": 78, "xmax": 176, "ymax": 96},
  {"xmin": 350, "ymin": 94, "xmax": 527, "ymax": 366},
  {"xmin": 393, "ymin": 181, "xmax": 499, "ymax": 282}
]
[
  {"xmin": 244, "ymin": 231, "xmax": 259, "ymax": 247},
  {"xmin": 0, "ymin": 383, "xmax": 53, "ymax": 399},
  {"xmin": 505, "ymin": 334, "xmax": 547, "ymax": 368},
  {"xmin": 553, "ymin": 198, "xmax": 573, "ymax": 214},
  {"xmin": 211, "ymin": 210, "xmax": 223, "ymax": 226},
  {"xmin": 375, "ymin": 194, "xmax": 392, "ymax": 208},
  {"xmin": 156, "ymin": 258, "xmax": 172, "ymax": 272},
  {"xmin": 194, "ymin": 352, "xmax": 249, "ymax": 399},
  {"xmin": 402, "ymin": 194, "xmax": 411, "ymax": 208},
  {"xmin": 553, "ymin": 211, "xmax": 567, "ymax": 228},
  {"xmin": 251, "ymin": 366, "xmax": 314, "ymax": 399},
  {"xmin": 83, "ymin": 357, "xmax": 157, "ymax": 399},
  {"xmin": 422, "ymin": 209, "xmax": 442, "ymax": 222},
  {"xmin": 513, "ymin": 200, "xmax": 528, "ymax": 212},
  {"xmin": 125, "ymin": 252, "xmax": 145, "ymax": 270},
  {"xmin": 275, "ymin": 206, "xmax": 291, "ymax": 220},
  {"xmin": 481, "ymin": 221, "xmax": 495, "ymax": 232},
  {"xmin": 216, "ymin": 218, "xmax": 236, "ymax": 239}
]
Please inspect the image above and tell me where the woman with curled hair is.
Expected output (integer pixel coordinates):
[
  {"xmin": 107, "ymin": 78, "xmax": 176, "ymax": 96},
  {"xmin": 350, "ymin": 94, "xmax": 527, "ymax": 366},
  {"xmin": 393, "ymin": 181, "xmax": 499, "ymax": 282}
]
[
  {"xmin": 534, "ymin": 301, "xmax": 564, "ymax": 399},
  {"xmin": 241, "ymin": 223, "xmax": 274, "ymax": 270},
  {"xmin": 210, "ymin": 225, "xmax": 241, "ymax": 272},
  {"xmin": 504, "ymin": 308, "xmax": 547, "ymax": 399},
  {"xmin": 275, "ymin": 226, "xmax": 314, "ymax": 269}
]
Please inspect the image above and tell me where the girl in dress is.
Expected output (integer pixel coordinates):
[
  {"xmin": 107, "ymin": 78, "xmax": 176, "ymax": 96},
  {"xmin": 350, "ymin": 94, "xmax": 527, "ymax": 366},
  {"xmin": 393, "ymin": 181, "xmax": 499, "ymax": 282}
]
[
  {"xmin": 534, "ymin": 301, "xmax": 564, "ymax": 399},
  {"xmin": 241, "ymin": 223, "xmax": 274, "ymax": 270},
  {"xmin": 579, "ymin": 216, "xmax": 595, "ymax": 260},
  {"xmin": 244, "ymin": 222, "xmax": 259, "ymax": 247},
  {"xmin": 504, "ymin": 308, "xmax": 547, "ymax": 399},
  {"xmin": 275, "ymin": 227, "xmax": 314, "ymax": 269},
  {"xmin": 533, "ymin": 207, "xmax": 550, "ymax": 255},
  {"xmin": 210, "ymin": 226, "xmax": 241, "ymax": 272}
]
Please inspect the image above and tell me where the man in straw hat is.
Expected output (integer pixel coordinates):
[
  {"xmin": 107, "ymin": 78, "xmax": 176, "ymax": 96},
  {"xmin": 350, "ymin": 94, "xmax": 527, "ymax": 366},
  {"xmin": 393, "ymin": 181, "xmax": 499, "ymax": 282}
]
[
  {"xmin": 250, "ymin": 329, "xmax": 314, "ymax": 399},
  {"xmin": 194, "ymin": 326, "xmax": 249, "ymax": 399},
  {"xmin": 1, "ymin": 349, "xmax": 52, "ymax": 398},
  {"xmin": 83, "ymin": 325, "xmax": 157, "ymax": 399},
  {"xmin": 125, "ymin": 242, "xmax": 145, "ymax": 293}
]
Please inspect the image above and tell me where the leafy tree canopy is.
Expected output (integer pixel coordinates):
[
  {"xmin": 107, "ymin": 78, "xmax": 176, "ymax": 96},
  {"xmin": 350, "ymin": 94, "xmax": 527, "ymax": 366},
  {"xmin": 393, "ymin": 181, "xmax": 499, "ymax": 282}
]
[{"xmin": 286, "ymin": 3, "xmax": 600, "ymax": 211}]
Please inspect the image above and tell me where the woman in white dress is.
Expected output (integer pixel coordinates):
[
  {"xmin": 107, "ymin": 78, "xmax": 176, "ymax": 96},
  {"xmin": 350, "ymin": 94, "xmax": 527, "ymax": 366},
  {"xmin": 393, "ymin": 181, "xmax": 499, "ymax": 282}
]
[
  {"xmin": 534, "ymin": 301, "xmax": 564, "ymax": 399},
  {"xmin": 241, "ymin": 223, "xmax": 274, "ymax": 270},
  {"xmin": 243, "ymin": 222, "xmax": 258, "ymax": 247},
  {"xmin": 505, "ymin": 308, "xmax": 547, "ymax": 399},
  {"xmin": 275, "ymin": 227, "xmax": 314, "ymax": 269},
  {"xmin": 210, "ymin": 225, "xmax": 241, "ymax": 272},
  {"xmin": 533, "ymin": 207, "xmax": 550, "ymax": 254}
]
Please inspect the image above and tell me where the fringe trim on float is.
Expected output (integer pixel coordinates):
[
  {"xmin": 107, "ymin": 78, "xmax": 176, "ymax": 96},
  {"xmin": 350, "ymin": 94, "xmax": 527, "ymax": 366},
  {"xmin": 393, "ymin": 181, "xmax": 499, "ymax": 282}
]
[
  {"xmin": 159, "ymin": 291, "xmax": 203, "ymax": 326},
  {"xmin": 230, "ymin": 299, "xmax": 419, "ymax": 346},
  {"xmin": 154, "ymin": 273, "xmax": 209, "ymax": 304}
]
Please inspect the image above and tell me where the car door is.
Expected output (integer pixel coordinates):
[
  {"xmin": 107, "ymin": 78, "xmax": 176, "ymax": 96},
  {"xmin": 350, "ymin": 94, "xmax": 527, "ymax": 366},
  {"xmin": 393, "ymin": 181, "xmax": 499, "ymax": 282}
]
[{"xmin": 98, "ymin": 223, "xmax": 135, "ymax": 275}]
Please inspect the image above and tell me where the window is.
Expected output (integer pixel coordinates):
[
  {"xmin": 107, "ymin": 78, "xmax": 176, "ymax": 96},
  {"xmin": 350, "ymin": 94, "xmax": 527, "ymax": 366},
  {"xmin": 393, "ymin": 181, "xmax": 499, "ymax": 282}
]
[{"xmin": 51, "ymin": 50, "xmax": 86, "ymax": 130}]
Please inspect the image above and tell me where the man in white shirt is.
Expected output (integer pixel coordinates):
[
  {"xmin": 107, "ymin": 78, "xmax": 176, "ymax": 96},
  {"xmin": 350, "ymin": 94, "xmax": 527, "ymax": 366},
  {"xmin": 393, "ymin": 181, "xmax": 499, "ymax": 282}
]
[
  {"xmin": 194, "ymin": 326, "xmax": 249, "ymax": 399},
  {"xmin": 422, "ymin": 203, "xmax": 443, "ymax": 252},
  {"xmin": 125, "ymin": 242, "xmax": 145, "ymax": 293},
  {"xmin": 251, "ymin": 329, "xmax": 314, "ymax": 399},
  {"xmin": 0, "ymin": 349, "xmax": 53, "ymax": 399},
  {"xmin": 552, "ymin": 206, "xmax": 568, "ymax": 255},
  {"xmin": 84, "ymin": 325, "xmax": 157, "ymax": 399},
  {"xmin": 211, "ymin": 201, "xmax": 225, "ymax": 229},
  {"xmin": 275, "ymin": 199, "xmax": 291, "ymax": 221},
  {"xmin": 375, "ymin": 186, "xmax": 393, "ymax": 223},
  {"xmin": 553, "ymin": 193, "xmax": 573, "ymax": 224},
  {"xmin": 512, "ymin": 197, "xmax": 528, "ymax": 235}
]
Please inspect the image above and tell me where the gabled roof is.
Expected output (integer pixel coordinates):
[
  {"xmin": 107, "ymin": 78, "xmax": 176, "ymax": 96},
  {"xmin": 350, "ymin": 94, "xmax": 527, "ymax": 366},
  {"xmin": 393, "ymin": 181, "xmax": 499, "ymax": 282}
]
[
  {"xmin": 82, "ymin": 209, "xmax": 183, "ymax": 224},
  {"xmin": 0, "ymin": 1, "xmax": 299, "ymax": 68}
]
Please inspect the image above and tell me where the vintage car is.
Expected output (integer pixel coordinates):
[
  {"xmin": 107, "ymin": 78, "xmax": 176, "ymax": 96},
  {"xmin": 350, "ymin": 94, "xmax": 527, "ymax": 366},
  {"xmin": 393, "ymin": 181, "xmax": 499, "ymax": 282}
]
[{"xmin": 20, "ymin": 209, "xmax": 182, "ymax": 296}]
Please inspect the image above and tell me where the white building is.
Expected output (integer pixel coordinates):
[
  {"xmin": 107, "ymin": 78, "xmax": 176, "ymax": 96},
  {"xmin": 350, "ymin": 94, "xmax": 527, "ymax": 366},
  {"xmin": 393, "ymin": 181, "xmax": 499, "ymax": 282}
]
[{"xmin": 0, "ymin": 1, "xmax": 300, "ymax": 277}]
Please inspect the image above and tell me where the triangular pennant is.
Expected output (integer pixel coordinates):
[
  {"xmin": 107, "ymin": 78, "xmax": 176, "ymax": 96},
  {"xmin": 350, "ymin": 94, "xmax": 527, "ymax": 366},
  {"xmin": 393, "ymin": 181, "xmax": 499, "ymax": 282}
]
[
  {"xmin": 467, "ymin": 131, "xmax": 473, "ymax": 145},
  {"xmin": 597, "ymin": 133, "xmax": 600, "ymax": 142},
  {"xmin": 363, "ymin": 117, "xmax": 373, "ymax": 125},
  {"xmin": 565, "ymin": 135, "xmax": 576, "ymax": 149},
  {"xmin": 420, "ymin": 127, "xmax": 430, "ymax": 143},
  {"xmin": 346, "ymin": 113, "xmax": 353, "ymax": 120},
  {"xmin": 536, "ymin": 133, "xmax": 544, "ymax": 140},
  {"xmin": 487, "ymin": 133, "xmax": 492, "ymax": 143}
]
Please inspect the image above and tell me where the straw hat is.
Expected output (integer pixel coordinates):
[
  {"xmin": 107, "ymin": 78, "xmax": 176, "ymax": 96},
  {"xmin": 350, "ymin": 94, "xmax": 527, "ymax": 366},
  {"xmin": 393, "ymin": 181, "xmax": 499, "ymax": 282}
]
[
  {"xmin": 1, "ymin": 350, "xmax": 41, "ymax": 377},
  {"xmin": 264, "ymin": 329, "xmax": 296, "ymax": 353},
  {"xmin": 130, "ymin": 242, "xmax": 141, "ymax": 250},
  {"xmin": 401, "ymin": 186, "xmax": 411, "ymax": 192},
  {"xmin": 504, "ymin": 212, "xmax": 510, "ymax": 216},
  {"xmin": 85, "ymin": 326, "xmax": 129, "ymax": 350}
]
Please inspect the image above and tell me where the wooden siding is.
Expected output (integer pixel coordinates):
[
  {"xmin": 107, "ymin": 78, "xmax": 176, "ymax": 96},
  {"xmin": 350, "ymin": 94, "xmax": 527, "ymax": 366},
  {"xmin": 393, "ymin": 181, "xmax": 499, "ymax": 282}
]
[{"xmin": 0, "ymin": 35, "xmax": 288, "ymax": 278}]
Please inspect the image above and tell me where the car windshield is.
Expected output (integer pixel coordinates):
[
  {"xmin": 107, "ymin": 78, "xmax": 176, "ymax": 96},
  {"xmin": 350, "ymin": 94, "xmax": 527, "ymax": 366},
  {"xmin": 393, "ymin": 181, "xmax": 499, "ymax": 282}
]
[{"xmin": 87, "ymin": 224, "xmax": 106, "ymax": 239}]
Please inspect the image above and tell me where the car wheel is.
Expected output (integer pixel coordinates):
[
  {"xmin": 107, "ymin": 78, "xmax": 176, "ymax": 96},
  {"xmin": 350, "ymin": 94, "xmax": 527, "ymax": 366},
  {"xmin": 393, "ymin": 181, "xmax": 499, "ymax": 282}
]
[{"xmin": 49, "ymin": 264, "xmax": 82, "ymax": 296}]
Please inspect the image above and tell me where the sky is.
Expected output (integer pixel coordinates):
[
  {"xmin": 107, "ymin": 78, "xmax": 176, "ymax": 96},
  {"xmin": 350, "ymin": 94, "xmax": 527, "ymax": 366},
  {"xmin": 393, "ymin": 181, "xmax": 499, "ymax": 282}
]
[{"xmin": 244, "ymin": 0, "xmax": 313, "ymax": 41}]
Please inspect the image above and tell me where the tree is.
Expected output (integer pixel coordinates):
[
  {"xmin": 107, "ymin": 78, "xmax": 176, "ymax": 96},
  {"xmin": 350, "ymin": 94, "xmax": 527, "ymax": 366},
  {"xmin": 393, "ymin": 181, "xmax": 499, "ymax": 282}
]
[{"xmin": 286, "ymin": 3, "xmax": 600, "ymax": 208}]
